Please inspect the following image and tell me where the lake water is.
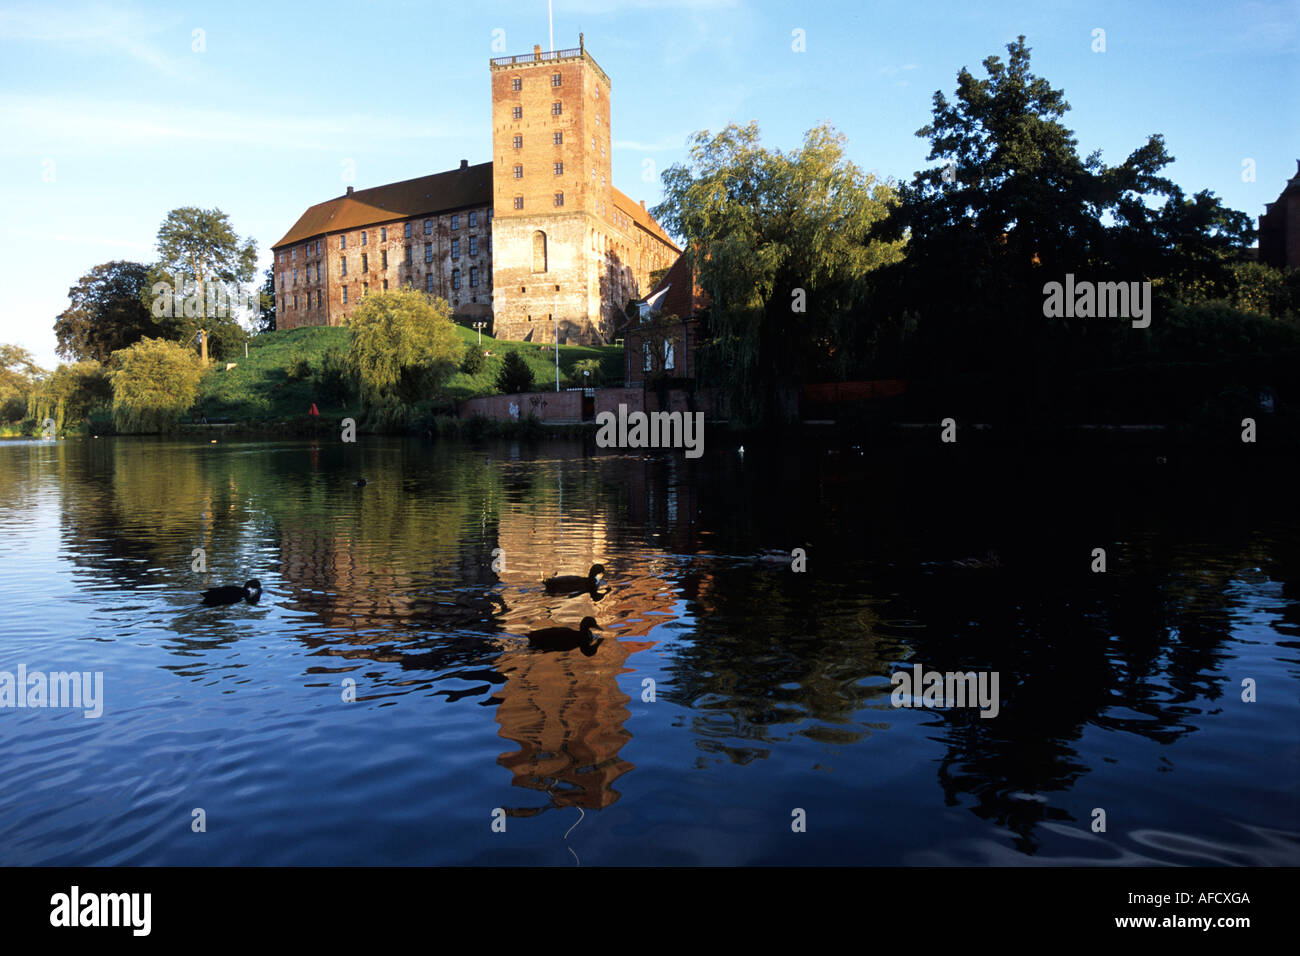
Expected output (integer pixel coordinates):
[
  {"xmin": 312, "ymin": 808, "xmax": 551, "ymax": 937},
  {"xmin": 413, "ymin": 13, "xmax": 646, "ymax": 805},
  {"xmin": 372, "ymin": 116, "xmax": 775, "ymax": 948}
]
[{"xmin": 0, "ymin": 435, "xmax": 1296, "ymax": 865}]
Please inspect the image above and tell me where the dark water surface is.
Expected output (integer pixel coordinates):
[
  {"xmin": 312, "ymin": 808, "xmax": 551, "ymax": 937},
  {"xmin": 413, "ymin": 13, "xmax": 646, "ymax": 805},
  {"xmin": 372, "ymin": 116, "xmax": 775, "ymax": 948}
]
[{"xmin": 0, "ymin": 435, "xmax": 1296, "ymax": 865}]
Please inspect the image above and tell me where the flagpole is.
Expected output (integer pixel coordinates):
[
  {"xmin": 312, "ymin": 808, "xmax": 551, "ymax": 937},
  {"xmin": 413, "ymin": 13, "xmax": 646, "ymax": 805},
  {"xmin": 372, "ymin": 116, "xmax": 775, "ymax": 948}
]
[{"xmin": 548, "ymin": 0, "xmax": 553, "ymax": 52}]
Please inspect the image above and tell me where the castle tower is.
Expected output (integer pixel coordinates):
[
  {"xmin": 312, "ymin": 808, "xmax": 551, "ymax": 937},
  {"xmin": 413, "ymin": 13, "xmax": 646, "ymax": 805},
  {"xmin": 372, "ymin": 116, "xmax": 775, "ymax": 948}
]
[{"xmin": 489, "ymin": 35, "xmax": 615, "ymax": 345}]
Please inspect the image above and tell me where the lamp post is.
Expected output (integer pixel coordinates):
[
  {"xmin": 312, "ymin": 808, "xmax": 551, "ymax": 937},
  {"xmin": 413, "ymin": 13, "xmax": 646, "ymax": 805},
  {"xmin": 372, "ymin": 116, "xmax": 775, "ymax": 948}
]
[
  {"xmin": 553, "ymin": 299, "xmax": 560, "ymax": 393},
  {"xmin": 473, "ymin": 320, "xmax": 486, "ymax": 345}
]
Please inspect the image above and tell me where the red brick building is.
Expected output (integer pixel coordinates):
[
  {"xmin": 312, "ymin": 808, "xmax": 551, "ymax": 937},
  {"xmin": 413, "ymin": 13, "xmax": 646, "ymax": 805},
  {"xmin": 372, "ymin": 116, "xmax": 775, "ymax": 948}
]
[
  {"xmin": 1259, "ymin": 160, "xmax": 1300, "ymax": 269},
  {"xmin": 271, "ymin": 35, "xmax": 679, "ymax": 342},
  {"xmin": 622, "ymin": 251, "xmax": 707, "ymax": 387}
]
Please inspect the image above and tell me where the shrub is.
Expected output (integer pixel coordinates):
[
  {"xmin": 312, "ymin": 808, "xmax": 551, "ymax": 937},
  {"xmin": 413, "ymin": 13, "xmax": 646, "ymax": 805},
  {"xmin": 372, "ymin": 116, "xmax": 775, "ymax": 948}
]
[
  {"xmin": 494, "ymin": 350, "xmax": 535, "ymax": 394},
  {"xmin": 108, "ymin": 338, "xmax": 203, "ymax": 434},
  {"xmin": 315, "ymin": 347, "xmax": 353, "ymax": 404},
  {"xmin": 285, "ymin": 354, "xmax": 312, "ymax": 381},
  {"xmin": 461, "ymin": 342, "xmax": 486, "ymax": 375},
  {"xmin": 346, "ymin": 289, "xmax": 462, "ymax": 405}
]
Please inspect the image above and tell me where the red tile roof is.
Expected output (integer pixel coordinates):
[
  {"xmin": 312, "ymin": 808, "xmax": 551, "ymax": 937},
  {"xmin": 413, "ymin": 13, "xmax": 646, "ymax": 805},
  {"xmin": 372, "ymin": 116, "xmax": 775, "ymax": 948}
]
[{"xmin": 273, "ymin": 162, "xmax": 493, "ymax": 249}]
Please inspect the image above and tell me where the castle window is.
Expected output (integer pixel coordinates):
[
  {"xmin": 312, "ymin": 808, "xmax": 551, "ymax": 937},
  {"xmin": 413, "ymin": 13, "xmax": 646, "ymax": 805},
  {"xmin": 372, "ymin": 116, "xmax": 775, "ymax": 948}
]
[
  {"xmin": 532, "ymin": 230, "xmax": 547, "ymax": 273},
  {"xmin": 451, "ymin": 214, "xmax": 459, "ymax": 230},
  {"xmin": 317, "ymin": 291, "xmax": 322, "ymax": 308},
  {"xmin": 383, "ymin": 279, "xmax": 388, "ymax": 290},
  {"xmin": 340, "ymin": 235, "xmax": 347, "ymax": 249},
  {"xmin": 513, "ymin": 196, "xmax": 524, "ymax": 210},
  {"xmin": 293, "ymin": 294, "xmax": 298, "ymax": 310},
  {"xmin": 554, "ymin": 162, "xmax": 563, "ymax": 175},
  {"xmin": 468, "ymin": 236, "xmax": 478, "ymax": 256},
  {"xmin": 554, "ymin": 132, "xmax": 563, "ymax": 146},
  {"xmin": 451, "ymin": 238, "xmax": 460, "ymax": 259},
  {"xmin": 424, "ymin": 219, "xmax": 432, "ymax": 235},
  {"xmin": 511, "ymin": 77, "xmax": 521, "ymax": 91},
  {"xmin": 513, "ymin": 164, "xmax": 523, "ymax": 179},
  {"xmin": 380, "ymin": 227, "xmax": 386, "ymax": 242},
  {"xmin": 513, "ymin": 135, "xmax": 522, "ymax": 149},
  {"xmin": 293, "ymin": 267, "xmax": 297, "ymax": 283},
  {"xmin": 381, "ymin": 250, "xmax": 388, "ymax": 269},
  {"xmin": 469, "ymin": 211, "xmax": 477, "ymax": 227},
  {"xmin": 551, "ymin": 102, "xmax": 562, "ymax": 116},
  {"xmin": 292, "ymin": 249, "xmax": 296, "ymax": 260},
  {"xmin": 425, "ymin": 243, "xmax": 433, "ymax": 263},
  {"xmin": 551, "ymin": 73, "xmax": 561, "ymax": 87},
  {"xmin": 488, "ymin": 209, "xmax": 493, "ymax": 220},
  {"xmin": 340, "ymin": 257, "xmax": 347, "ymax": 276},
  {"xmin": 405, "ymin": 222, "xmax": 412, "ymax": 238},
  {"xmin": 426, "ymin": 274, "xmax": 434, "ymax": 292},
  {"xmin": 342, "ymin": 287, "xmax": 348, "ymax": 304},
  {"xmin": 554, "ymin": 192, "xmax": 564, "ymax": 207},
  {"xmin": 361, "ymin": 253, "xmax": 367, "ymax": 272},
  {"xmin": 512, "ymin": 106, "xmax": 522, "ymax": 120},
  {"xmin": 361, "ymin": 231, "xmax": 367, "ymax": 246},
  {"xmin": 470, "ymin": 266, "xmax": 479, "ymax": 287},
  {"xmin": 405, "ymin": 246, "xmax": 412, "ymax": 264},
  {"xmin": 452, "ymin": 269, "xmax": 461, "ymax": 290}
]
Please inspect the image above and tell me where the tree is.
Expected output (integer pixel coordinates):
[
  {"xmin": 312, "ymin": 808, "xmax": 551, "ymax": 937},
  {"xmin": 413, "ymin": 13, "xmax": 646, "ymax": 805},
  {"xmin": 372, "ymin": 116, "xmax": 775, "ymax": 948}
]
[
  {"xmin": 460, "ymin": 341, "xmax": 486, "ymax": 375},
  {"xmin": 495, "ymin": 351, "xmax": 535, "ymax": 394},
  {"xmin": 256, "ymin": 267, "xmax": 277, "ymax": 333},
  {"xmin": 30, "ymin": 362, "xmax": 112, "ymax": 432},
  {"xmin": 654, "ymin": 122, "xmax": 904, "ymax": 425},
  {"xmin": 887, "ymin": 35, "xmax": 1256, "ymax": 389},
  {"xmin": 108, "ymin": 338, "xmax": 203, "ymax": 434},
  {"xmin": 146, "ymin": 207, "xmax": 258, "ymax": 362},
  {"xmin": 0, "ymin": 344, "xmax": 45, "ymax": 422},
  {"xmin": 345, "ymin": 289, "xmax": 462, "ymax": 405},
  {"xmin": 54, "ymin": 261, "xmax": 162, "ymax": 363}
]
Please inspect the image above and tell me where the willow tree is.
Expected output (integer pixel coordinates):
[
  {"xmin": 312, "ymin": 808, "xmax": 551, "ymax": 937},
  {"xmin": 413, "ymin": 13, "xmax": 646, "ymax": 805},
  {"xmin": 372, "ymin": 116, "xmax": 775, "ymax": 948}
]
[
  {"xmin": 654, "ymin": 122, "xmax": 904, "ymax": 425},
  {"xmin": 345, "ymin": 289, "xmax": 462, "ymax": 406},
  {"xmin": 108, "ymin": 338, "xmax": 203, "ymax": 434}
]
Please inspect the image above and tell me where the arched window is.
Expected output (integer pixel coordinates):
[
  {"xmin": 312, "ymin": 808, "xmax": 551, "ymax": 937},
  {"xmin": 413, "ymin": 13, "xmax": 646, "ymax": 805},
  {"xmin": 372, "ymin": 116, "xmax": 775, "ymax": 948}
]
[{"xmin": 532, "ymin": 230, "xmax": 547, "ymax": 273}]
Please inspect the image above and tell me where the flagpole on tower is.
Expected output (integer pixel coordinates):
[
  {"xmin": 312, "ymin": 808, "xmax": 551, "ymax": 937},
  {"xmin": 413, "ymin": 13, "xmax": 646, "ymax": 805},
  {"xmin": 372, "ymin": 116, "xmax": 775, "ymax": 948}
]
[{"xmin": 548, "ymin": 0, "xmax": 553, "ymax": 52}]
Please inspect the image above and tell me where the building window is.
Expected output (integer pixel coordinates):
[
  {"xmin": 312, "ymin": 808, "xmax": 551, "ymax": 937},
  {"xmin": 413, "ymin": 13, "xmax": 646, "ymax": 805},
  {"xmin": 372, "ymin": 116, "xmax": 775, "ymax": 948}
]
[
  {"xmin": 512, "ymin": 106, "xmax": 522, "ymax": 120},
  {"xmin": 470, "ymin": 266, "xmax": 479, "ymax": 287},
  {"xmin": 340, "ymin": 257, "xmax": 347, "ymax": 276},
  {"xmin": 424, "ymin": 219, "xmax": 432, "ymax": 235},
  {"xmin": 425, "ymin": 242, "xmax": 433, "ymax": 263},
  {"xmin": 513, "ymin": 196, "xmax": 524, "ymax": 210},
  {"xmin": 292, "ymin": 249, "xmax": 296, "ymax": 260},
  {"xmin": 513, "ymin": 164, "xmax": 523, "ymax": 179},
  {"xmin": 340, "ymin": 235, "xmax": 347, "ymax": 249},
  {"xmin": 293, "ymin": 267, "xmax": 297, "ymax": 283},
  {"xmin": 452, "ymin": 269, "xmax": 461, "ymax": 290},
  {"xmin": 511, "ymin": 77, "xmax": 521, "ymax": 91},
  {"xmin": 451, "ymin": 214, "xmax": 459, "ymax": 230},
  {"xmin": 342, "ymin": 287, "xmax": 349, "ymax": 304},
  {"xmin": 382, "ymin": 279, "xmax": 388, "ymax": 291},
  {"xmin": 405, "ymin": 245, "xmax": 412, "ymax": 264},
  {"xmin": 404, "ymin": 222, "xmax": 412, "ymax": 238},
  {"xmin": 317, "ymin": 291, "xmax": 322, "ymax": 308},
  {"xmin": 293, "ymin": 294, "xmax": 298, "ymax": 309},
  {"xmin": 361, "ymin": 231, "xmax": 367, "ymax": 246},
  {"xmin": 532, "ymin": 230, "xmax": 547, "ymax": 273},
  {"xmin": 664, "ymin": 340, "xmax": 676, "ymax": 370},
  {"xmin": 426, "ymin": 273, "xmax": 434, "ymax": 292},
  {"xmin": 380, "ymin": 227, "xmax": 387, "ymax": 242},
  {"xmin": 316, "ymin": 263, "xmax": 321, "ymax": 281},
  {"xmin": 643, "ymin": 342, "xmax": 652, "ymax": 372},
  {"xmin": 381, "ymin": 250, "xmax": 387, "ymax": 269},
  {"xmin": 361, "ymin": 253, "xmax": 367, "ymax": 272},
  {"xmin": 362, "ymin": 282, "xmax": 368, "ymax": 295},
  {"xmin": 554, "ymin": 192, "xmax": 564, "ymax": 207},
  {"xmin": 554, "ymin": 131, "xmax": 563, "ymax": 146},
  {"xmin": 554, "ymin": 161, "xmax": 563, "ymax": 175},
  {"xmin": 488, "ymin": 209, "xmax": 493, "ymax": 221},
  {"xmin": 551, "ymin": 72, "xmax": 561, "ymax": 87},
  {"xmin": 469, "ymin": 211, "xmax": 477, "ymax": 227},
  {"xmin": 551, "ymin": 102, "xmax": 562, "ymax": 116},
  {"xmin": 468, "ymin": 236, "xmax": 478, "ymax": 256},
  {"xmin": 451, "ymin": 238, "xmax": 460, "ymax": 258},
  {"xmin": 513, "ymin": 135, "xmax": 522, "ymax": 149}
]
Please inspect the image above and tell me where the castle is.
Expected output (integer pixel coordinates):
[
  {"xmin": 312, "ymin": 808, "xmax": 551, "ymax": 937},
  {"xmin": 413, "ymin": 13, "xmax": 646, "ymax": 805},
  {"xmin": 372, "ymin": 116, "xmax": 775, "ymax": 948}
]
[{"xmin": 271, "ymin": 36, "xmax": 681, "ymax": 345}]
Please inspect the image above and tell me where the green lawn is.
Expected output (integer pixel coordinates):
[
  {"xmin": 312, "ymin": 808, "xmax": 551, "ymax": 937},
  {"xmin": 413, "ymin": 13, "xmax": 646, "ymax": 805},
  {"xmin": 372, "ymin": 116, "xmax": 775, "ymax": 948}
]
[{"xmin": 194, "ymin": 324, "xmax": 625, "ymax": 421}]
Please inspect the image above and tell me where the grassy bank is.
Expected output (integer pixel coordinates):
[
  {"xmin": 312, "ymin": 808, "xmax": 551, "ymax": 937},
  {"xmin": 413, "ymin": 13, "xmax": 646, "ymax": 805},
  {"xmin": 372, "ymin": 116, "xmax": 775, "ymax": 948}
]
[{"xmin": 193, "ymin": 324, "xmax": 624, "ymax": 423}]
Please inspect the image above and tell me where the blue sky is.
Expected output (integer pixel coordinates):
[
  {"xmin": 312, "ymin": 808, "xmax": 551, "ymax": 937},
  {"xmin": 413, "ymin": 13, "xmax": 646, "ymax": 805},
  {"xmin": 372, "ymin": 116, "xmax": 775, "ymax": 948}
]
[{"xmin": 1, "ymin": 0, "xmax": 1296, "ymax": 367}]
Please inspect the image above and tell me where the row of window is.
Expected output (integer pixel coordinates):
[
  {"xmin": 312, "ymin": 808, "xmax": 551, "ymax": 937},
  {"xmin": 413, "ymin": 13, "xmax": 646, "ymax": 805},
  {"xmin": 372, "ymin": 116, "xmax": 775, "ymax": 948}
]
[
  {"xmin": 513, "ymin": 132, "xmax": 565, "ymax": 149},
  {"xmin": 511, "ymin": 162, "xmax": 568, "ymax": 178},
  {"xmin": 284, "ymin": 266, "xmax": 482, "ymax": 310},
  {"xmin": 509, "ymin": 73, "xmax": 568, "ymax": 91},
  {"xmin": 510, "ymin": 102, "xmax": 589, "ymax": 120},
  {"xmin": 281, "ymin": 211, "xmax": 491, "ymax": 264}
]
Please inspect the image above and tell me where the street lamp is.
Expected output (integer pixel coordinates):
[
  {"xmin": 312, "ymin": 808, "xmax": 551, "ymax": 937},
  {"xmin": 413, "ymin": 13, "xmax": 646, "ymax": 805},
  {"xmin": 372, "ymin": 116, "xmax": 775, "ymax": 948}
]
[
  {"xmin": 473, "ymin": 320, "xmax": 487, "ymax": 345},
  {"xmin": 552, "ymin": 299, "xmax": 560, "ymax": 393}
]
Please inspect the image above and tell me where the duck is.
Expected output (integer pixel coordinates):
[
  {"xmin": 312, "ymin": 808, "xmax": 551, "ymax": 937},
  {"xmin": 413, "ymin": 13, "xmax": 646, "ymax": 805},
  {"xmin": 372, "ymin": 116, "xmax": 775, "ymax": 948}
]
[
  {"xmin": 951, "ymin": 550, "xmax": 1002, "ymax": 570},
  {"xmin": 543, "ymin": 563, "xmax": 606, "ymax": 594},
  {"xmin": 201, "ymin": 579, "xmax": 261, "ymax": 606},
  {"xmin": 354, "ymin": 477, "xmax": 367, "ymax": 487},
  {"xmin": 526, "ymin": 617, "xmax": 603, "ymax": 656}
]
